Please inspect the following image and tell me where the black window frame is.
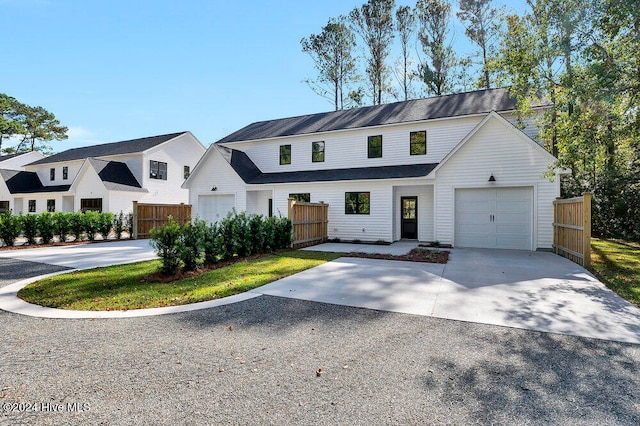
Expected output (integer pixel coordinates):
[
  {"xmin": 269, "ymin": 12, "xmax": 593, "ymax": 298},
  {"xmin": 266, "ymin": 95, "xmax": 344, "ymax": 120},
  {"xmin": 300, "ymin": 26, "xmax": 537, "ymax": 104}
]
[
  {"xmin": 367, "ymin": 135, "xmax": 382, "ymax": 158},
  {"xmin": 345, "ymin": 192, "xmax": 370, "ymax": 215},
  {"xmin": 410, "ymin": 131, "xmax": 427, "ymax": 155},
  {"xmin": 62, "ymin": 166, "xmax": 68, "ymax": 180},
  {"xmin": 50, "ymin": 168, "xmax": 55, "ymax": 181},
  {"xmin": 150, "ymin": 160, "xmax": 168, "ymax": 180},
  {"xmin": 28, "ymin": 200, "xmax": 36, "ymax": 213},
  {"xmin": 280, "ymin": 144, "xmax": 291, "ymax": 165},
  {"xmin": 0, "ymin": 200, "xmax": 10, "ymax": 213},
  {"xmin": 80, "ymin": 198, "xmax": 103, "ymax": 212},
  {"xmin": 47, "ymin": 199, "xmax": 55, "ymax": 212},
  {"xmin": 183, "ymin": 165, "xmax": 190, "ymax": 179},
  {"xmin": 312, "ymin": 141, "xmax": 325, "ymax": 163},
  {"xmin": 289, "ymin": 193, "xmax": 311, "ymax": 203}
]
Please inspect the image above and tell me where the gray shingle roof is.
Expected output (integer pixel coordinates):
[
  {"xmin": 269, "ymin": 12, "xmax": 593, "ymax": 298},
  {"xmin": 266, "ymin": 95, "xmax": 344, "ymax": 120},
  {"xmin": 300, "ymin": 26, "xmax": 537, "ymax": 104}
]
[
  {"xmin": 220, "ymin": 147, "xmax": 437, "ymax": 184},
  {"xmin": 0, "ymin": 169, "xmax": 71, "ymax": 194},
  {"xmin": 217, "ymin": 88, "xmax": 547, "ymax": 143},
  {"xmin": 87, "ymin": 158, "xmax": 147, "ymax": 193},
  {"xmin": 28, "ymin": 132, "xmax": 188, "ymax": 166}
]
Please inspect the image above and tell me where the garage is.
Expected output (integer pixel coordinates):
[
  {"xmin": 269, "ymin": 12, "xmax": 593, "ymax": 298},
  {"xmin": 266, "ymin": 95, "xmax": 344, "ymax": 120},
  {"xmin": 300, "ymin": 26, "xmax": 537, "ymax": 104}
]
[
  {"xmin": 455, "ymin": 187, "xmax": 533, "ymax": 250},
  {"xmin": 198, "ymin": 194, "xmax": 235, "ymax": 224}
]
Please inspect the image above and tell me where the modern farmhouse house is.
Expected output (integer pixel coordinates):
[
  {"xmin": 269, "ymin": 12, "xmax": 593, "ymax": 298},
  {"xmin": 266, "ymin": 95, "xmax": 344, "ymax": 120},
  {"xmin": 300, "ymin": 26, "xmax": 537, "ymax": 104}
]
[
  {"xmin": 0, "ymin": 131, "xmax": 205, "ymax": 214},
  {"xmin": 184, "ymin": 88, "xmax": 560, "ymax": 250}
]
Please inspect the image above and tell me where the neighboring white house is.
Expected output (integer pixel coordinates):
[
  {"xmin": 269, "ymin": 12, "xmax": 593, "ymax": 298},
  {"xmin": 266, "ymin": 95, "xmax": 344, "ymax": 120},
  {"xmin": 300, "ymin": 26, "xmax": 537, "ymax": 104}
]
[
  {"xmin": 0, "ymin": 151, "xmax": 45, "ymax": 171},
  {"xmin": 0, "ymin": 131, "xmax": 206, "ymax": 215},
  {"xmin": 184, "ymin": 88, "xmax": 560, "ymax": 250}
]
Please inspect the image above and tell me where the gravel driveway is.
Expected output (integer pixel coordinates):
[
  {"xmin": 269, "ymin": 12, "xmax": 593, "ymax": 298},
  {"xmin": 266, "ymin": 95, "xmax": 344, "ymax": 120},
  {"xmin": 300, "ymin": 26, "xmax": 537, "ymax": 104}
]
[{"xmin": 1, "ymin": 258, "xmax": 639, "ymax": 425}]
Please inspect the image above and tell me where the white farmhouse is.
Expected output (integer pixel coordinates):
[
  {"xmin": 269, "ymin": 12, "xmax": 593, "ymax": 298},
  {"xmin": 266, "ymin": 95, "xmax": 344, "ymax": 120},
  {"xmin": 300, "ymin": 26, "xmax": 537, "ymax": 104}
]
[
  {"xmin": 0, "ymin": 131, "xmax": 205, "ymax": 214},
  {"xmin": 184, "ymin": 88, "xmax": 559, "ymax": 250}
]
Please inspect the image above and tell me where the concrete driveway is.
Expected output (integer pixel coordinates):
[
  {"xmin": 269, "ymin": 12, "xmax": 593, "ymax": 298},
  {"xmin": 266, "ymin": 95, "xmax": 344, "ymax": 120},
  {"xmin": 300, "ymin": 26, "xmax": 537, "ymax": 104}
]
[{"xmin": 254, "ymin": 245, "xmax": 640, "ymax": 344}]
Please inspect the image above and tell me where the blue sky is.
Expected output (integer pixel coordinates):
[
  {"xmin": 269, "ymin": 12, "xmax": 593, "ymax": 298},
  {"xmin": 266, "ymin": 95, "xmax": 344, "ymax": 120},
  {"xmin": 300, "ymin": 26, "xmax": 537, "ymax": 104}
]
[{"xmin": 2, "ymin": 0, "xmax": 525, "ymax": 152}]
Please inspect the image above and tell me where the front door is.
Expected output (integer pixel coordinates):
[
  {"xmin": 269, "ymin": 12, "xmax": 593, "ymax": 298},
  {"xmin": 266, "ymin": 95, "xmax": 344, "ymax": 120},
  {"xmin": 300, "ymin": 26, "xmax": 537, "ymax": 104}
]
[{"xmin": 401, "ymin": 196, "xmax": 418, "ymax": 239}]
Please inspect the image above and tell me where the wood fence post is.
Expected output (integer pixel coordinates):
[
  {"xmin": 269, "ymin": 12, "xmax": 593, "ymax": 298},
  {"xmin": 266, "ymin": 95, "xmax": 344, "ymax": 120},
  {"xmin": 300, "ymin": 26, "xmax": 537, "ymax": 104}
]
[
  {"xmin": 583, "ymin": 192, "xmax": 592, "ymax": 268},
  {"xmin": 553, "ymin": 197, "xmax": 560, "ymax": 255},
  {"xmin": 132, "ymin": 201, "xmax": 138, "ymax": 240}
]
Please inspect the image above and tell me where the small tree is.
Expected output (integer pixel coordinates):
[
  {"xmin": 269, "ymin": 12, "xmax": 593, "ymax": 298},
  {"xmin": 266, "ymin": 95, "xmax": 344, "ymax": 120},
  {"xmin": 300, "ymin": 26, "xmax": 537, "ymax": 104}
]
[
  {"xmin": 97, "ymin": 212, "xmax": 114, "ymax": 240},
  {"xmin": 82, "ymin": 210, "xmax": 101, "ymax": 241},
  {"xmin": 150, "ymin": 216, "xmax": 182, "ymax": 275},
  {"xmin": 69, "ymin": 212, "xmax": 86, "ymax": 241},
  {"xmin": 52, "ymin": 211, "xmax": 70, "ymax": 242},
  {"xmin": 113, "ymin": 211, "xmax": 126, "ymax": 239}
]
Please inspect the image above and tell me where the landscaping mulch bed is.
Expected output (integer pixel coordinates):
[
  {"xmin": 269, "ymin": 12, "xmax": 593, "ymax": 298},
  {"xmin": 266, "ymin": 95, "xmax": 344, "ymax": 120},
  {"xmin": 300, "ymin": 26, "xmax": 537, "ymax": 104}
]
[{"xmin": 344, "ymin": 247, "xmax": 449, "ymax": 263}]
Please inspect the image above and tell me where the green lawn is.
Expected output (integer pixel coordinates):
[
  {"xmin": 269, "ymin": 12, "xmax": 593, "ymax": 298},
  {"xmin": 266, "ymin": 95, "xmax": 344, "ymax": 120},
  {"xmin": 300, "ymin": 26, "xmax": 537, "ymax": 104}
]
[
  {"xmin": 18, "ymin": 250, "xmax": 341, "ymax": 311},
  {"xmin": 590, "ymin": 238, "xmax": 640, "ymax": 307}
]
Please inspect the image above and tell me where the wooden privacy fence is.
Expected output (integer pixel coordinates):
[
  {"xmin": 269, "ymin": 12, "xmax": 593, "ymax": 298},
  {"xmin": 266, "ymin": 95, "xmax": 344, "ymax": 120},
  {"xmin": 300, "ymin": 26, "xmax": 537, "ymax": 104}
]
[
  {"xmin": 288, "ymin": 198, "xmax": 329, "ymax": 248},
  {"xmin": 132, "ymin": 201, "xmax": 191, "ymax": 239},
  {"xmin": 553, "ymin": 193, "xmax": 592, "ymax": 268}
]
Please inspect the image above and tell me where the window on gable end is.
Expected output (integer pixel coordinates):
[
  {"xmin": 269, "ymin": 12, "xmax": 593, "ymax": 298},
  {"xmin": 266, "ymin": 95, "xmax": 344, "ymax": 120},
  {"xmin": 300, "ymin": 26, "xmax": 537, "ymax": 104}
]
[
  {"xmin": 410, "ymin": 131, "xmax": 427, "ymax": 155},
  {"xmin": 50, "ymin": 168, "xmax": 55, "ymax": 181},
  {"xmin": 150, "ymin": 160, "xmax": 167, "ymax": 180},
  {"xmin": 62, "ymin": 166, "xmax": 68, "ymax": 180}
]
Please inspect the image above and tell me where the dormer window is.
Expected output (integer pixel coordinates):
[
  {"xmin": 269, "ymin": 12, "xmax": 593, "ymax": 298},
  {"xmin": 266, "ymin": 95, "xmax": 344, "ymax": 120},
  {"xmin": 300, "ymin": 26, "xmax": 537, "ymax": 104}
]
[
  {"xmin": 150, "ymin": 160, "xmax": 167, "ymax": 180},
  {"xmin": 280, "ymin": 145, "xmax": 291, "ymax": 165},
  {"xmin": 50, "ymin": 168, "xmax": 55, "ymax": 181},
  {"xmin": 368, "ymin": 135, "xmax": 382, "ymax": 158}
]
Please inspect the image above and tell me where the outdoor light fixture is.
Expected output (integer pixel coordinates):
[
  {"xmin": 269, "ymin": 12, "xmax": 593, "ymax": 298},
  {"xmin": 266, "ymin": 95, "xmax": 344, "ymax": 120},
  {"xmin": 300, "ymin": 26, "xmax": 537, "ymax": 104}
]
[
  {"xmin": 488, "ymin": 174, "xmax": 496, "ymax": 182},
  {"xmin": 211, "ymin": 186, "xmax": 217, "ymax": 191}
]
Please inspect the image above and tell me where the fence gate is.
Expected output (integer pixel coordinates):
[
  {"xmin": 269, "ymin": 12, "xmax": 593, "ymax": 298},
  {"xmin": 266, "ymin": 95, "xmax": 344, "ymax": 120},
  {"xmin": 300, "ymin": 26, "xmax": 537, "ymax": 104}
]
[
  {"xmin": 553, "ymin": 193, "xmax": 592, "ymax": 268},
  {"xmin": 288, "ymin": 199, "xmax": 329, "ymax": 248},
  {"xmin": 132, "ymin": 201, "xmax": 191, "ymax": 239}
]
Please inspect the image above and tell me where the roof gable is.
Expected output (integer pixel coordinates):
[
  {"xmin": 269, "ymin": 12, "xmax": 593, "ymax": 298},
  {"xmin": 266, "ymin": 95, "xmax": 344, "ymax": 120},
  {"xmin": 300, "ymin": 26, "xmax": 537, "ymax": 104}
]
[
  {"xmin": 87, "ymin": 158, "xmax": 146, "ymax": 192},
  {"xmin": 28, "ymin": 132, "xmax": 188, "ymax": 166},
  {"xmin": 217, "ymin": 88, "xmax": 550, "ymax": 143}
]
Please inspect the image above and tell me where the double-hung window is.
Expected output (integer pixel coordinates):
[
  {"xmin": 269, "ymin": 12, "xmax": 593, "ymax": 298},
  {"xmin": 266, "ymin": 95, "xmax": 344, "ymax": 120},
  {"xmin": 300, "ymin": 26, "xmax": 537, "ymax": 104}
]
[
  {"xmin": 312, "ymin": 141, "xmax": 325, "ymax": 162},
  {"xmin": 410, "ymin": 131, "xmax": 427, "ymax": 155},
  {"xmin": 280, "ymin": 145, "xmax": 291, "ymax": 165},
  {"xmin": 367, "ymin": 135, "xmax": 382, "ymax": 158}
]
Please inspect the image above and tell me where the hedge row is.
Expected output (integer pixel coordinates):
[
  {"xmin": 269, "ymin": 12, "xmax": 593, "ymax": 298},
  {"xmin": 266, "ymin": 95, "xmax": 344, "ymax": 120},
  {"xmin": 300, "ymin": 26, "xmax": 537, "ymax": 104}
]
[
  {"xmin": 150, "ymin": 210, "xmax": 293, "ymax": 275},
  {"xmin": 0, "ymin": 210, "xmax": 133, "ymax": 247}
]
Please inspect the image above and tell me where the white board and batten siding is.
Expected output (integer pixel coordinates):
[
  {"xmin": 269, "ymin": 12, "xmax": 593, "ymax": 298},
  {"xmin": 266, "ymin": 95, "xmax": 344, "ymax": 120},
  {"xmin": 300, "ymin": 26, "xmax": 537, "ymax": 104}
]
[
  {"xmin": 187, "ymin": 147, "xmax": 247, "ymax": 224},
  {"xmin": 434, "ymin": 115, "xmax": 557, "ymax": 250}
]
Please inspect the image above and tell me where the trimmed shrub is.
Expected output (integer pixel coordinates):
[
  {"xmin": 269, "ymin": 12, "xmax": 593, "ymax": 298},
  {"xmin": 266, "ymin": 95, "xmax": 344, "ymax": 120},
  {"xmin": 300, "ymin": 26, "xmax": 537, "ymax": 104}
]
[
  {"xmin": 150, "ymin": 216, "xmax": 182, "ymax": 275},
  {"xmin": 0, "ymin": 211, "xmax": 21, "ymax": 247},
  {"xmin": 201, "ymin": 220, "xmax": 222, "ymax": 265},
  {"xmin": 37, "ymin": 212, "xmax": 55, "ymax": 244},
  {"xmin": 178, "ymin": 220, "xmax": 204, "ymax": 271},
  {"xmin": 20, "ymin": 214, "xmax": 39, "ymax": 245},
  {"xmin": 126, "ymin": 212, "xmax": 134, "ymax": 237},
  {"xmin": 113, "ymin": 211, "xmax": 126, "ymax": 239},
  {"xmin": 83, "ymin": 210, "xmax": 101, "ymax": 241},
  {"xmin": 52, "ymin": 211, "xmax": 71, "ymax": 242},
  {"xmin": 69, "ymin": 212, "xmax": 85, "ymax": 241},
  {"xmin": 97, "ymin": 212, "xmax": 114, "ymax": 240}
]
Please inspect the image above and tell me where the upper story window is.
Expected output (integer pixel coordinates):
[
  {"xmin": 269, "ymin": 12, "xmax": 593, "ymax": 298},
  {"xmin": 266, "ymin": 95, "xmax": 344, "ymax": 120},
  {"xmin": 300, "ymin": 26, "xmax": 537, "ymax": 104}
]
[
  {"xmin": 184, "ymin": 165, "xmax": 190, "ymax": 179},
  {"xmin": 410, "ymin": 131, "xmax": 427, "ymax": 155},
  {"xmin": 289, "ymin": 193, "xmax": 310, "ymax": 203},
  {"xmin": 280, "ymin": 144, "xmax": 291, "ymax": 165},
  {"xmin": 50, "ymin": 168, "xmax": 55, "ymax": 181},
  {"xmin": 368, "ymin": 135, "xmax": 382, "ymax": 158},
  {"xmin": 312, "ymin": 141, "xmax": 325, "ymax": 163},
  {"xmin": 150, "ymin": 160, "xmax": 167, "ymax": 180},
  {"xmin": 345, "ymin": 192, "xmax": 370, "ymax": 214},
  {"xmin": 28, "ymin": 200, "xmax": 36, "ymax": 213},
  {"xmin": 62, "ymin": 166, "xmax": 68, "ymax": 180}
]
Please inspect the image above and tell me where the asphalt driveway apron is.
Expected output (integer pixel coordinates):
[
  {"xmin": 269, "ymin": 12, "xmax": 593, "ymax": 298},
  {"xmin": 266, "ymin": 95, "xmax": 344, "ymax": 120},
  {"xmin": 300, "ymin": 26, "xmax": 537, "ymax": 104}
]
[{"xmin": 253, "ymin": 247, "xmax": 640, "ymax": 344}]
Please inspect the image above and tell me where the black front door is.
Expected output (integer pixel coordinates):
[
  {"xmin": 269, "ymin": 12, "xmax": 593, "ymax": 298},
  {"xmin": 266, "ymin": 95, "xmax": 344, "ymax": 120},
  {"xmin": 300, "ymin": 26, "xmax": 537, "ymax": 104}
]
[{"xmin": 401, "ymin": 196, "xmax": 418, "ymax": 239}]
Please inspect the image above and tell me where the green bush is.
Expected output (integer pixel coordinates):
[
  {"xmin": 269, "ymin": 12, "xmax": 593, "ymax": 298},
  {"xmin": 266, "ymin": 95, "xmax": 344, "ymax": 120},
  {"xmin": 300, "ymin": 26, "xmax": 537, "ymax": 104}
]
[
  {"xmin": 37, "ymin": 212, "xmax": 55, "ymax": 244},
  {"xmin": 126, "ymin": 212, "xmax": 134, "ymax": 237},
  {"xmin": 201, "ymin": 220, "xmax": 222, "ymax": 265},
  {"xmin": 20, "ymin": 214, "xmax": 39, "ymax": 245},
  {"xmin": 150, "ymin": 216, "xmax": 183, "ymax": 275},
  {"xmin": 113, "ymin": 211, "xmax": 126, "ymax": 239},
  {"xmin": 52, "ymin": 211, "xmax": 71, "ymax": 242},
  {"xmin": 97, "ymin": 212, "xmax": 114, "ymax": 239},
  {"xmin": 0, "ymin": 211, "xmax": 21, "ymax": 247},
  {"xmin": 82, "ymin": 210, "xmax": 102, "ymax": 241},
  {"xmin": 178, "ymin": 220, "xmax": 204, "ymax": 271},
  {"xmin": 69, "ymin": 212, "xmax": 85, "ymax": 241}
]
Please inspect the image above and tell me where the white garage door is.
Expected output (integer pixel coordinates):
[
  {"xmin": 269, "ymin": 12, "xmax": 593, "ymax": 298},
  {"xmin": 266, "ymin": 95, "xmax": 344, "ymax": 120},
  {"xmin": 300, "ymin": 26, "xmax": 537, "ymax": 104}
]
[
  {"xmin": 455, "ymin": 187, "xmax": 533, "ymax": 250},
  {"xmin": 198, "ymin": 194, "xmax": 235, "ymax": 224}
]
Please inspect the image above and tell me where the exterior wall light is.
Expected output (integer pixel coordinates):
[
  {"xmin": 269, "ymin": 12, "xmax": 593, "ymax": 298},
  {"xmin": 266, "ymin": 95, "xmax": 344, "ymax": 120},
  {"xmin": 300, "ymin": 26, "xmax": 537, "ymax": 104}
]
[{"xmin": 488, "ymin": 174, "xmax": 496, "ymax": 182}]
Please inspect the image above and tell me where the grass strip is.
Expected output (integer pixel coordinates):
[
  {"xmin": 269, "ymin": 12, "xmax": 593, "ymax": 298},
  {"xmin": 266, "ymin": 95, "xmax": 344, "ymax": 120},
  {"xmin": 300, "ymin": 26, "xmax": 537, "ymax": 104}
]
[
  {"xmin": 18, "ymin": 250, "xmax": 341, "ymax": 311},
  {"xmin": 590, "ymin": 238, "xmax": 640, "ymax": 307}
]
